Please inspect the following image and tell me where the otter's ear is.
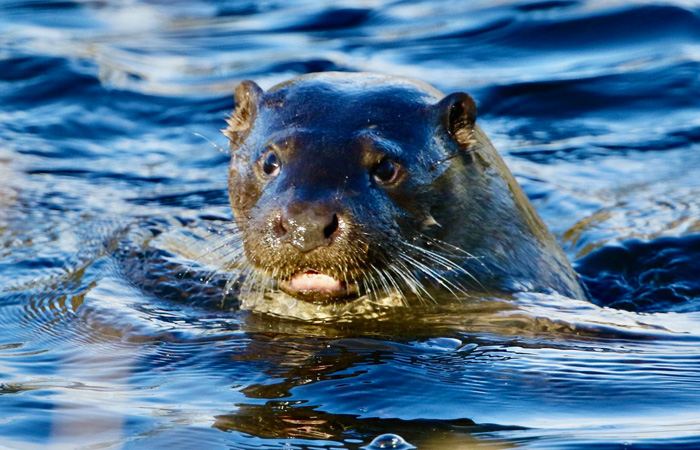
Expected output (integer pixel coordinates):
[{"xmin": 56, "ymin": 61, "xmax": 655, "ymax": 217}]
[
  {"xmin": 224, "ymin": 80, "xmax": 264, "ymax": 148},
  {"xmin": 436, "ymin": 92, "xmax": 477, "ymax": 149}
]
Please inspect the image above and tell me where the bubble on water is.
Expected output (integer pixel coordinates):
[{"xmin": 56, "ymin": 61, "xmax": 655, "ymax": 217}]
[{"xmin": 366, "ymin": 433, "xmax": 415, "ymax": 449}]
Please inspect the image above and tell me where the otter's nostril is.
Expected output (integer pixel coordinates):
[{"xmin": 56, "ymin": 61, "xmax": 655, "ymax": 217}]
[
  {"xmin": 323, "ymin": 213, "xmax": 339, "ymax": 240},
  {"xmin": 274, "ymin": 214, "xmax": 288, "ymax": 238}
]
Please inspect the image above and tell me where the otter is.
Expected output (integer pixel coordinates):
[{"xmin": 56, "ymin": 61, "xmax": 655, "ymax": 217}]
[{"xmin": 224, "ymin": 72, "xmax": 587, "ymax": 318}]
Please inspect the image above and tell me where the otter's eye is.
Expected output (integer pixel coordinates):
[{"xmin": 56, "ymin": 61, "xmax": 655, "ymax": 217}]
[
  {"xmin": 372, "ymin": 157, "xmax": 399, "ymax": 185},
  {"xmin": 262, "ymin": 151, "xmax": 281, "ymax": 177}
]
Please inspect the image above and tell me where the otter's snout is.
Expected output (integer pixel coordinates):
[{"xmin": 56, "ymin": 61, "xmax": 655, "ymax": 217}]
[{"xmin": 276, "ymin": 203, "xmax": 342, "ymax": 253}]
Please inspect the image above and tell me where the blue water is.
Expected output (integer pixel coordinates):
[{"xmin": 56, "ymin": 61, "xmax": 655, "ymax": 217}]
[{"xmin": 1, "ymin": 0, "xmax": 700, "ymax": 448}]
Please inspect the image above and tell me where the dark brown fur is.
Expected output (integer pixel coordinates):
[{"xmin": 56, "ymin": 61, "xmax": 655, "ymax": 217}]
[{"xmin": 225, "ymin": 72, "xmax": 587, "ymax": 313}]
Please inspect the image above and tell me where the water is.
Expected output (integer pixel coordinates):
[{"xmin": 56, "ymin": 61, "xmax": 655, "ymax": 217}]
[{"xmin": 1, "ymin": 0, "xmax": 699, "ymax": 448}]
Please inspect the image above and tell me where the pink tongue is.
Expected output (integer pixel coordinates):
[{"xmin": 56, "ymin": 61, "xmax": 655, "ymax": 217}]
[{"xmin": 290, "ymin": 273, "xmax": 342, "ymax": 293}]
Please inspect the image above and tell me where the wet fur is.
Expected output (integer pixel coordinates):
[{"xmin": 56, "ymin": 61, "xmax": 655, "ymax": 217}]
[{"xmin": 220, "ymin": 72, "xmax": 586, "ymax": 317}]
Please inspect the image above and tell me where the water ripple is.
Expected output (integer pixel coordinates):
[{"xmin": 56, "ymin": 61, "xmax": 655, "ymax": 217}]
[{"xmin": 2, "ymin": 0, "xmax": 700, "ymax": 449}]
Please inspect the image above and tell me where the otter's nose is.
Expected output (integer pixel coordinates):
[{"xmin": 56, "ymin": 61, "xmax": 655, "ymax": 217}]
[{"xmin": 277, "ymin": 205, "xmax": 340, "ymax": 253}]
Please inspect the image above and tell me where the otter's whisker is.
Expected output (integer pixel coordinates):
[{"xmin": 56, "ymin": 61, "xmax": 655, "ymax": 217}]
[
  {"xmin": 383, "ymin": 267, "xmax": 409, "ymax": 308},
  {"xmin": 368, "ymin": 263, "xmax": 401, "ymax": 306},
  {"xmin": 397, "ymin": 252, "xmax": 467, "ymax": 300},
  {"xmin": 358, "ymin": 276, "xmax": 369, "ymax": 301},
  {"xmin": 389, "ymin": 257, "xmax": 435, "ymax": 305},
  {"xmin": 370, "ymin": 264, "xmax": 391, "ymax": 297},
  {"xmin": 202, "ymin": 245, "xmax": 246, "ymax": 269},
  {"xmin": 365, "ymin": 267, "xmax": 384, "ymax": 304},
  {"xmin": 221, "ymin": 258, "xmax": 253, "ymax": 307},
  {"xmin": 381, "ymin": 265, "xmax": 405, "ymax": 301},
  {"xmin": 189, "ymin": 131, "xmax": 229, "ymax": 155},
  {"xmin": 184, "ymin": 226, "xmax": 243, "ymax": 267},
  {"xmin": 197, "ymin": 234, "xmax": 245, "ymax": 262},
  {"xmin": 404, "ymin": 241, "xmax": 468, "ymax": 274},
  {"xmin": 401, "ymin": 241, "xmax": 485, "ymax": 294},
  {"xmin": 418, "ymin": 233, "xmax": 491, "ymax": 274}
]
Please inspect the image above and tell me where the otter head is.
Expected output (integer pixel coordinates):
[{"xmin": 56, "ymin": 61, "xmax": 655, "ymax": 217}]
[{"xmin": 225, "ymin": 73, "xmax": 479, "ymax": 304}]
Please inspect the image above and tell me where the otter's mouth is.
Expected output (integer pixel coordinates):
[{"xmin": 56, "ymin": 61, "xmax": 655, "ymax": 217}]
[{"xmin": 279, "ymin": 270, "xmax": 358, "ymax": 302}]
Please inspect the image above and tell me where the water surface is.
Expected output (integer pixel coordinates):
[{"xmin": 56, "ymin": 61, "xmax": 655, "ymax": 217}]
[{"xmin": 1, "ymin": 0, "xmax": 700, "ymax": 448}]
